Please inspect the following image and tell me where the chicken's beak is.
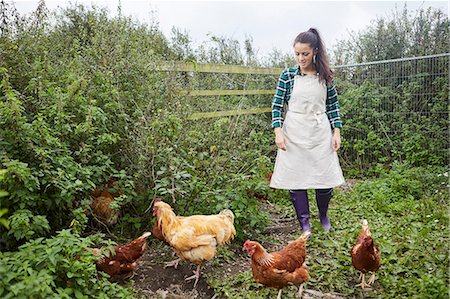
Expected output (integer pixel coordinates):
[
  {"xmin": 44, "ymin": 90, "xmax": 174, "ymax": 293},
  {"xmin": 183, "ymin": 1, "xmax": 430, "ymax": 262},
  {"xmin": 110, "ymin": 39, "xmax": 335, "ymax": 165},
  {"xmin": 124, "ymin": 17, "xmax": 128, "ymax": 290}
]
[
  {"xmin": 242, "ymin": 245, "xmax": 253, "ymax": 256},
  {"xmin": 242, "ymin": 240, "xmax": 251, "ymax": 252}
]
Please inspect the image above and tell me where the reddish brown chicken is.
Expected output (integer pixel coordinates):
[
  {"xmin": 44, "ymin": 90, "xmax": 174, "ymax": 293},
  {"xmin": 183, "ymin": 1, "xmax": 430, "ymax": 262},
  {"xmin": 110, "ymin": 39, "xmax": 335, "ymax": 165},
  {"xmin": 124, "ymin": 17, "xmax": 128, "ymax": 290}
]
[
  {"xmin": 90, "ymin": 179, "xmax": 121, "ymax": 225},
  {"xmin": 243, "ymin": 231, "xmax": 310, "ymax": 299},
  {"xmin": 90, "ymin": 232, "xmax": 151, "ymax": 279},
  {"xmin": 351, "ymin": 219, "xmax": 381, "ymax": 288}
]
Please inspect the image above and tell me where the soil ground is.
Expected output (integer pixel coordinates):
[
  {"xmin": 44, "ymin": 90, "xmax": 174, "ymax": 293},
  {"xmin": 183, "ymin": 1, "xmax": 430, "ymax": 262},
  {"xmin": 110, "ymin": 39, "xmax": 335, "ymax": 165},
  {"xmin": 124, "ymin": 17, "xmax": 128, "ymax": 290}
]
[{"xmin": 130, "ymin": 181, "xmax": 356, "ymax": 298}]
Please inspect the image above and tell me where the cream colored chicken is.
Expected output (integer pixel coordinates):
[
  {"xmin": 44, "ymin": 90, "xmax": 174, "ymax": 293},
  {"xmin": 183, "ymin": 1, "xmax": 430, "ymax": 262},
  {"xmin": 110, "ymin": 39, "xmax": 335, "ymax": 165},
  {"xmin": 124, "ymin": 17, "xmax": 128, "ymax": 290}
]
[{"xmin": 153, "ymin": 199, "xmax": 235, "ymax": 287}]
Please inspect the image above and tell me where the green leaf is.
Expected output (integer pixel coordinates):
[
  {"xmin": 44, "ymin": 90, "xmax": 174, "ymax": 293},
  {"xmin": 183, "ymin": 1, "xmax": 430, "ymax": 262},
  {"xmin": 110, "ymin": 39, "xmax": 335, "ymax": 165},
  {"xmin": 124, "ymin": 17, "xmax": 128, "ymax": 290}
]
[
  {"xmin": 0, "ymin": 219, "xmax": 9, "ymax": 230},
  {"xmin": 74, "ymin": 289, "xmax": 83, "ymax": 298}
]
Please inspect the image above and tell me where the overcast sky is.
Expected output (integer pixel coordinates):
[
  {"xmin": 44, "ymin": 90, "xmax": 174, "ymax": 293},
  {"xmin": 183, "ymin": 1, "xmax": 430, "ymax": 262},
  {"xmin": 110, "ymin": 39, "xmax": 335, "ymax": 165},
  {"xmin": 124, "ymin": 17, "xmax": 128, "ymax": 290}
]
[{"xmin": 14, "ymin": 0, "xmax": 449, "ymax": 59}]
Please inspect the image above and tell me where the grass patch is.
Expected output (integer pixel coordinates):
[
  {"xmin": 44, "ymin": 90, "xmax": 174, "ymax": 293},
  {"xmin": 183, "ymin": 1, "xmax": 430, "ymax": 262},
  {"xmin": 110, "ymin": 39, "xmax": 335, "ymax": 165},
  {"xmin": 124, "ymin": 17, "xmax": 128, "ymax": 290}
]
[{"xmin": 208, "ymin": 164, "xmax": 449, "ymax": 298}]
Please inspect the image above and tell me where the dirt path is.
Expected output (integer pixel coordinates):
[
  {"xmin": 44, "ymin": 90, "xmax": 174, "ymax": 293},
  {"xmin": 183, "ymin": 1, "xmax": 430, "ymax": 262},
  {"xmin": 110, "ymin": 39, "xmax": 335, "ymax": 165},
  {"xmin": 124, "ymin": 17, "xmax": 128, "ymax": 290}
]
[
  {"xmin": 129, "ymin": 199, "xmax": 297, "ymax": 298},
  {"xmin": 131, "ymin": 182, "xmax": 356, "ymax": 298},
  {"xmin": 132, "ymin": 240, "xmax": 215, "ymax": 298}
]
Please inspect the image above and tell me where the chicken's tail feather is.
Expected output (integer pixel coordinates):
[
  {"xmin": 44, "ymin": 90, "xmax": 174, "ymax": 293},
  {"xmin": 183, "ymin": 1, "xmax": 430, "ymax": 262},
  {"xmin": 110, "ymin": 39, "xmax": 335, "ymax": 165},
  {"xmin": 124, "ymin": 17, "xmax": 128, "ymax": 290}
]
[
  {"xmin": 139, "ymin": 232, "xmax": 152, "ymax": 239},
  {"xmin": 298, "ymin": 230, "xmax": 311, "ymax": 242},
  {"xmin": 362, "ymin": 219, "xmax": 371, "ymax": 236},
  {"xmin": 219, "ymin": 209, "xmax": 235, "ymax": 223}
]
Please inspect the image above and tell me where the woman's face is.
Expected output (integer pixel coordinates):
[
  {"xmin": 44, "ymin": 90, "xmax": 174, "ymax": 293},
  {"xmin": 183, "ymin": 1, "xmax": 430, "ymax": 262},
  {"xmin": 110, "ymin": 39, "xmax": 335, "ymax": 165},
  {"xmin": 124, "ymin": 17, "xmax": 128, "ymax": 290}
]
[{"xmin": 294, "ymin": 42, "xmax": 315, "ymax": 70}]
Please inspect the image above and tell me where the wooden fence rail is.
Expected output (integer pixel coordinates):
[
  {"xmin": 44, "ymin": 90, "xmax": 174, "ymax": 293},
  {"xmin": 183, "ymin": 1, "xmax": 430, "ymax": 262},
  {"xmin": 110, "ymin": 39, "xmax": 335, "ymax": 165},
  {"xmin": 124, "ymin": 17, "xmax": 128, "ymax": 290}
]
[
  {"xmin": 161, "ymin": 62, "xmax": 280, "ymax": 119},
  {"xmin": 159, "ymin": 61, "xmax": 283, "ymax": 75},
  {"xmin": 178, "ymin": 89, "xmax": 274, "ymax": 97},
  {"xmin": 188, "ymin": 108, "xmax": 272, "ymax": 120}
]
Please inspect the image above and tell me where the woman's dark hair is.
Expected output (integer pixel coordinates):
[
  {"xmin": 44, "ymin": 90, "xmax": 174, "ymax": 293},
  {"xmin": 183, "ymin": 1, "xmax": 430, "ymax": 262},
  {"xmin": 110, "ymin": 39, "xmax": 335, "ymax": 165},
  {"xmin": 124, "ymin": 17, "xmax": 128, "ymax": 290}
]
[{"xmin": 294, "ymin": 28, "xmax": 333, "ymax": 85}]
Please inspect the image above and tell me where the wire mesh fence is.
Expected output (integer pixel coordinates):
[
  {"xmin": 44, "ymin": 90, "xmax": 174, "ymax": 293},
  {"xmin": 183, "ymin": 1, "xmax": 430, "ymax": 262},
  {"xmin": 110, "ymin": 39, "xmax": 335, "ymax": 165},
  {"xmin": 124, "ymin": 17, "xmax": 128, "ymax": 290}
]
[{"xmin": 333, "ymin": 53, "xmax": 449, "ymax": 168}]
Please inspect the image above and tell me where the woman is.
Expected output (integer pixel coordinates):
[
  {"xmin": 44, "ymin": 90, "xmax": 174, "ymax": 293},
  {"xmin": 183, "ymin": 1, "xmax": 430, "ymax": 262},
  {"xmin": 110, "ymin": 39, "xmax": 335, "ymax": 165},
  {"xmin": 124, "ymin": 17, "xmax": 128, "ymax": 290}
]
[{"xmin": 269, "ymin": 28, "xmax": 345, "ymax": 233}]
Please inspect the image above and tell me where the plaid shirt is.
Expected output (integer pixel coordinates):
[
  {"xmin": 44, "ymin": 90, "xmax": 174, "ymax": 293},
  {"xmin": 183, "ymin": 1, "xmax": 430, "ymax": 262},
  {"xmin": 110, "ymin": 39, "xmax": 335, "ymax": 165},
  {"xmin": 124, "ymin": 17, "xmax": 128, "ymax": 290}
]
[{"xmin": 271, "ymin": 66, "xmax": 342, "ymax": 129}]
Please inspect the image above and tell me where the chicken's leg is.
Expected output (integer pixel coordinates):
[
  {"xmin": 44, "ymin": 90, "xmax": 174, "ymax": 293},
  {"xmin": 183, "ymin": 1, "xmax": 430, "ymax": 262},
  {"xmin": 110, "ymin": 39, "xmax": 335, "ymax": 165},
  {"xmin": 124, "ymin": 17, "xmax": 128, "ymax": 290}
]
[
  {"xmin": 185, "ymin": 264, "xmax": 202, "ymax": 288},
  {"xmin": 297, "ymin": 284, "xmax": 304, "ymax": 298},
  {"xmin": 276, "ymin": 289, "xmax": 282, "ymax": 299},
  {"xmin": 367, "ymin": 272, "xmax": 377, "ymax": 285},
  {"xmin": 355, "ymin": 273, "xmax": 370, "ymax": 288},
  {"xmin": 164, "ymin": 258, "xmax": 181, "ymax": 269}
]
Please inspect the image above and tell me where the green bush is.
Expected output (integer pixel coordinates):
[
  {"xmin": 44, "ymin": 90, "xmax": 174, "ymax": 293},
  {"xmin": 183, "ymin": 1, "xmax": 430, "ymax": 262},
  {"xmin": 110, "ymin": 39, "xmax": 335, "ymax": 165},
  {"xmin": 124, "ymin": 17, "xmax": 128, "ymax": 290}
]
[
  {"xmin": 338, "ymin": 76, "xmax": 448, "ymax": 174},
  {"xmin": 1, "ymin": 2, "xmax": 275, "ymax": 247},
  {"xmin": 0, "ymin": 229, "xmax": 133, "ymax": 298}
]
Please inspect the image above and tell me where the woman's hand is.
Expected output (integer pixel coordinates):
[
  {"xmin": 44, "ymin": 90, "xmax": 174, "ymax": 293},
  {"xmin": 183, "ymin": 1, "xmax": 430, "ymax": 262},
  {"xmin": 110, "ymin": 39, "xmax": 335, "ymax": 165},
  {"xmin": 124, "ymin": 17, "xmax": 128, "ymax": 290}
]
[
  {"xmin": 274, "ymin": 128, "xmax": 287, "ymax": 151},
  {"xmin": 332, "ymin": 128, "xmax": 341, "ymax": 151}
]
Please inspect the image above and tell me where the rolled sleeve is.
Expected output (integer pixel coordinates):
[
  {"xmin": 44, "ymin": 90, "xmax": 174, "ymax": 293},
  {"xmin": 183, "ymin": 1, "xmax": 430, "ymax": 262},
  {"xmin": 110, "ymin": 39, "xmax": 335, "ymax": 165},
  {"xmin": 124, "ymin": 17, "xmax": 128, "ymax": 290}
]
[
  {"xmin": 326, "ymin": 84, "xmax": 342, "ymax": 129},
  {"xmin": 272, "ymin": 70, "xmax": 289, "ymax": 128}
]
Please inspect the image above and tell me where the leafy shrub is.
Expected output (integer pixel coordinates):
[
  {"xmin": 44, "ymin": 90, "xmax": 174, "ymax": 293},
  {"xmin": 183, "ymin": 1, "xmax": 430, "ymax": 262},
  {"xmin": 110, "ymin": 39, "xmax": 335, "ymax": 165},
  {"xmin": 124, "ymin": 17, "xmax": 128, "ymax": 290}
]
[
  {"xmin": 338, "ymin": 75, "xmax": 448, "ymax": 175},
  {"xmin": 0, "ymin": 169, "xmax": 9, "ymax": 229},
  {"xmin": 0, "ymin": 229, "xmax": 133, "ymax": 298},
  {"xmin": 8, "ymin": 209, "xmax": 50, "ymax": 241},
  {"xmin": 0, "ymin": 68, "xmax": 134, "ymax": 248},
  {"xmin": 355, "ymin": 161, "xmax": 447, "ymax": 199}
]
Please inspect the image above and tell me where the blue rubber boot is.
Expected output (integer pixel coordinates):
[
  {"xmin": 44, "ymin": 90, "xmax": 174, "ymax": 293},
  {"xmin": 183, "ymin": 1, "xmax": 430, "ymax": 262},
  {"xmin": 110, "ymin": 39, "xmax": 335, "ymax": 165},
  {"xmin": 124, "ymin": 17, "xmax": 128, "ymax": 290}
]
[
  {"xmin": 290, "ymin": 190, "xmax": 311, "ymax": 233},
  {"xmin": 316, "ymin": 188, "xmax": 333, "ymax": 231}
]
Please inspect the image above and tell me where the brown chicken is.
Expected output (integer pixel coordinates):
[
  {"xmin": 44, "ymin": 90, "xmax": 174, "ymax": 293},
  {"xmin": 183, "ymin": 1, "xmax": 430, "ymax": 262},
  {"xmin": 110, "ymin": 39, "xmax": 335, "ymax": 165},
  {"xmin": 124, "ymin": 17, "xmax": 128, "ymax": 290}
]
[
  {"xmin": 90, "ymin": 231, "xmax": 151, "ymax": 279},
  {"xmin": 243, "ymin": 231, "xmax": 310, "ymax": 299},
  {"xmin": 153, "ymin": 199, "xmax": 236, "ymax": 287},
  {"xmin": 90, "ymin": 179, "xmax": 121, "ymax": 225},
  {"xmin": 351, "ymin": 219, "xmax": 381, "ymax": 288}
]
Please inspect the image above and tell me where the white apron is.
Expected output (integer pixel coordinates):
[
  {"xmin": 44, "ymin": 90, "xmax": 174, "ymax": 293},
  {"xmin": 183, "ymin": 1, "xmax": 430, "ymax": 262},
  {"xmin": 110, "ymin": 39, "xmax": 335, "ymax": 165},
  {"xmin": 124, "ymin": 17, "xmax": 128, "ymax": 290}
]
[{"xmin": 270, "ymin": 74, "xmax": 345, "ymax": 190}]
